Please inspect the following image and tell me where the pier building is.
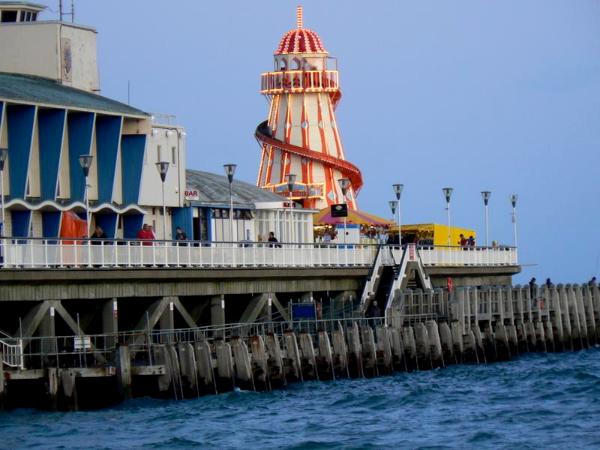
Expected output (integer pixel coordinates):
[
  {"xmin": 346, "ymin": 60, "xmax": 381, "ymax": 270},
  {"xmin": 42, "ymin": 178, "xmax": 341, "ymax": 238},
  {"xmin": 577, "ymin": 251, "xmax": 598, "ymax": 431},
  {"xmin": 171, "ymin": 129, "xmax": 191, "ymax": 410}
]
[{"xmin": 256, "ymin": 6, "xmax": 363, "ymax": 210}]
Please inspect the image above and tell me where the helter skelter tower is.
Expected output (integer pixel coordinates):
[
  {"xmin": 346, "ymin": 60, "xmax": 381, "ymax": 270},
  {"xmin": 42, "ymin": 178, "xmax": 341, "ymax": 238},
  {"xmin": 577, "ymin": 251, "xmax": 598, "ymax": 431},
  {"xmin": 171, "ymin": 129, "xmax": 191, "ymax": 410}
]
[{"xmin": 256, "ymin": 6, "xmax": 363, "ymax": 210}]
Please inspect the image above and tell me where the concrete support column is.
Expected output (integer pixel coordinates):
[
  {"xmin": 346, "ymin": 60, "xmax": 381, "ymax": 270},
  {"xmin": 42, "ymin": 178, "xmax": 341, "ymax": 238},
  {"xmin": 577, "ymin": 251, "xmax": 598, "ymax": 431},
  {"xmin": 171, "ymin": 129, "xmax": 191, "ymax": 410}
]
[
  {"xmin": 211, "ymin": 295, "xmax": 226, "ymax": 337},
  {"xmin": 40, "ymin": 305, "xmax": 57, "ymax": 361},
  {"xmin": 102, "ymin": 299, "xmax": 119, "ymax": 348},
  {"xmin": 160, "ymin": 297, "xmax": 176, "ymax": 344}
]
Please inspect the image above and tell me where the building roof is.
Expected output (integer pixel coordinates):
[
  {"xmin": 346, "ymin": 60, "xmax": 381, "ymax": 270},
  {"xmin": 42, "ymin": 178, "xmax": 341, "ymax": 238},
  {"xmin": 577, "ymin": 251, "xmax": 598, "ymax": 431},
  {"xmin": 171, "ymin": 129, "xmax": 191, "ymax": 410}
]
[
  {"xmin": 0, "ymin": 72, "xmax": 149, "ymax": 117},
  {"xmin": 0, "ymin": 2, "xmax": 45, "ymax": 11},
  {"xmin": 186, "ymin": 169, "xmax": 285, "ymax": 208}
]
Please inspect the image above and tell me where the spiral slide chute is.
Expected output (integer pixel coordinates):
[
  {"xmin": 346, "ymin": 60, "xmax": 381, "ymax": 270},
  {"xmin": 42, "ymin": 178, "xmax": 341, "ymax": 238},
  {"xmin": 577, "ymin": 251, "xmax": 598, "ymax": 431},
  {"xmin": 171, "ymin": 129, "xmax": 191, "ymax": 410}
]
[{"xmin": 255, "ymin": 121, "xmax": 363, "ymax": 194}]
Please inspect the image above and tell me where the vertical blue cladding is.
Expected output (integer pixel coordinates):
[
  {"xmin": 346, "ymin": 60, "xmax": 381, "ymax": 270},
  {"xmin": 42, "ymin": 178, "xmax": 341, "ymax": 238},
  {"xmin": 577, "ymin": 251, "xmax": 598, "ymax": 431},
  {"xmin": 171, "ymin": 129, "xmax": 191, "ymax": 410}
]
[
  {"xmin": 171, "ymin": 207, "xmax": 193, "ymax": 239},
  {"xmin": 95, "ymin": 115, "xmax": 122, "ymax": 203},
  {"xmin": 7, "ymin": 105, "xmax": 36, "ymax": 199},
  {"xmin": 68, "ymin": 112, "xmax": 95, "ymax": 202},
  {"xmin": 95, "ymin": 213, "xmax": 117, "ymax": 238},
  {"xmin": 38, "ymin": 109, "xmax": 66, "ymax": 200},
  {"xmin": 121, "ymin": 135, "xmax": 146, "ymax": 205},
  {"xmin": 122, "ymin": 214, "xmax": 144, "ymax": 239},
  {"xmin": 0, "ymin": 102, "xmax": 4, "ymax": 130},
  {"xmin": 207, "ymin": 208, "xmax": 213, "ymax": 241},
  {"xmin": 41, "ymin": 211, "xmax": 61, "ymax": 238},
  {"xmin": 11, "ymin": 210, "xmax": 31, "ymax": 237}
]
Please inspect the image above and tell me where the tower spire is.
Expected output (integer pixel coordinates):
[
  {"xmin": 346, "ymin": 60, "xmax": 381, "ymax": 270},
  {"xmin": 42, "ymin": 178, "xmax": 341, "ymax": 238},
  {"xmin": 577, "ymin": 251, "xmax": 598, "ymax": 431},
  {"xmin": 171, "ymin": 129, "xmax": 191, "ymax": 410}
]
[{"xmin": 296, "ymin": 5, "xmax": 303, "ymax": 29}]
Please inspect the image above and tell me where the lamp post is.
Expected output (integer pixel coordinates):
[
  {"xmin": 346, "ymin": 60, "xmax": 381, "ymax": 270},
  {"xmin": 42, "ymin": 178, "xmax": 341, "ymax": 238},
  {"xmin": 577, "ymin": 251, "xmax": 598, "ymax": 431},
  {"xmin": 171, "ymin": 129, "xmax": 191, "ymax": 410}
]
[
  {"xmin": 511, "ymin": 194, "xmax": 518, "ymax": 248},
  {"xmin": 481, "ymin": 191, "xmax": 491, "ymax": 246},
  {"xmin": 0, "ymin": 148, "xmax": 7, "ymax": 237},
  {"xmin": 442, "ymin": 187, "xmax": 453, "ymax": 246},
  {"xmin": 392, "ymin": 183, "xmax": 403, "ymax": 245},
  {"xmin": 286, "ymin": 173, "xmax": 296, "ymax": 243},
  {"xmin": 78, "ymin": 154, "xmax": 94, "ymax": 236},
  {"xmin": 223, "ymin": 164, "xmax": 237, "ymax": 242},
  {"xmin": 338, "ymin": 178, "xmax": 350, "ymax": 244},
  {"xmin": 388, "ymin": 200, "xmax": 398, "ymax": 246},
  {"xmin": 155, "ymin": 161, "xmax": 169, "ymax": 240}
]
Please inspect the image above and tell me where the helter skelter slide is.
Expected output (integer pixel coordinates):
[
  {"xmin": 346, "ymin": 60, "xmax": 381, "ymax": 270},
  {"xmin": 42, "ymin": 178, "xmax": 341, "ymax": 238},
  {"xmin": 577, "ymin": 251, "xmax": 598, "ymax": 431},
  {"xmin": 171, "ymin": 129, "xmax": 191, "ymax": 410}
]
[{"xmin": 256, "ymin": 6, "xmax": 363, "ymax": 211}]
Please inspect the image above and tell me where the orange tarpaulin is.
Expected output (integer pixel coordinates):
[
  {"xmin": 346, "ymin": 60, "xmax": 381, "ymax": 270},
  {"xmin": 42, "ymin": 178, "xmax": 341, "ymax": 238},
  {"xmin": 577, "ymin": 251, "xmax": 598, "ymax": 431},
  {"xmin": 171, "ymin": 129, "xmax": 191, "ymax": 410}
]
[{"xmin": 60, "ymin": 211, "xmax": 87, "ymax": 243}]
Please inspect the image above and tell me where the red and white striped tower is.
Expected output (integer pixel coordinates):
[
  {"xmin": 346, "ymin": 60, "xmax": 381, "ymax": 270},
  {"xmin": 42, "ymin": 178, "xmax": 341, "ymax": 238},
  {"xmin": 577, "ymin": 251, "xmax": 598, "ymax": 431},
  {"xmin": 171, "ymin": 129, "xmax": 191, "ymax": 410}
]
[{"xmin": 256, "ymin": 6, "xmax": 363, "ymax": 210}]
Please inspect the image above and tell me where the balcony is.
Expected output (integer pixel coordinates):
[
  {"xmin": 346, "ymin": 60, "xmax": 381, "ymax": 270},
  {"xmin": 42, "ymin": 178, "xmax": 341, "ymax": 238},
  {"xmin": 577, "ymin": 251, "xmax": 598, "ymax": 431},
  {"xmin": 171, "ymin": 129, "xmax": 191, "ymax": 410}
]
[{"xmin": 260, "ymin": 70, "xmax": 339, "ymax": 95}]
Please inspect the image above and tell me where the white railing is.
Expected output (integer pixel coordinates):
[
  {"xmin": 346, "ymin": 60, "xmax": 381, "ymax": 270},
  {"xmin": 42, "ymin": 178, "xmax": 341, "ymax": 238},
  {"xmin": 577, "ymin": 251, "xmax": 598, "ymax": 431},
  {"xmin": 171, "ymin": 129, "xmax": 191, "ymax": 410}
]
[
  {"xmin": 0, "ymin": 239, "xmax": 518, "ymax": 270},
  {"xmin": 418, "ymin": 245, "xmax": 518, "ymax": 266},
  {"xmin": 0, "ymin": 238, "xmax": 378, "ymax": 269},
  {"xmin": 0, "ymin": 338, "xmax": 24, "ymax": 369}
]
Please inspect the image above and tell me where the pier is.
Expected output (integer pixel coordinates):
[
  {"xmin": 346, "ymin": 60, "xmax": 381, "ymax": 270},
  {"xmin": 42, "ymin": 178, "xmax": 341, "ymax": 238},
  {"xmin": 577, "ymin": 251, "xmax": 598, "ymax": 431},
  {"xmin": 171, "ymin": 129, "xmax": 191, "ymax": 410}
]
[{"xmin": 1, "ymin": 279, "xmax": 597, "ymax": 410}]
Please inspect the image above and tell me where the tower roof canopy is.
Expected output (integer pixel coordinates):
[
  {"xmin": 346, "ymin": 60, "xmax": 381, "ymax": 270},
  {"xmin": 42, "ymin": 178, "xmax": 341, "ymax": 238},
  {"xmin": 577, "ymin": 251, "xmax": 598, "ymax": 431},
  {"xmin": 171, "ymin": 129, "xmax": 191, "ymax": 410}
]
[
  {"xmin": 275, "ymin": 28, "xmax": 327, "ymax": 55},
  {"xmin": 274, "ymin": 6, "xmax": 327, "ymax": 55}
]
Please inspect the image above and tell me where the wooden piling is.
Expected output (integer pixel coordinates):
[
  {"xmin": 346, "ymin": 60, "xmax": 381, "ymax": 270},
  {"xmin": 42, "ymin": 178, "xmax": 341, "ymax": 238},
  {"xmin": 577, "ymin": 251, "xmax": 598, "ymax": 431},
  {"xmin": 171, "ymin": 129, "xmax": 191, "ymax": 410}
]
[
  {"xmin": 389, "ymin": 327, "xmax": 407, "ymax": 371},
  {"xmin": 462, "ymin": 329, "xmax": 478, "ymax": 363},
  {"xmin": 265, "ymin": 334, "xmax": 286, "ymax": 388},
  {"xmin": 402, "ymin": 326, "xmax": 418, "ymax": 371},
  {"xmin": 283, "ymin": 331, "xmax": 303, "ymax": 382},
  {"xmin": 439, "ymin": 322, "xmax": 455, "ymax": 365},
  {"xmin": 298, "ymin": 333, "xmax": 319, "ymax": 381},
  {"xmin": 494, "ymin": 322, "xmax": 510, "ymax": 361},
  {"xmin": 317, "ymin": 331, "xmax": 335, "ymax": 381},
  {"xmin": 472, "ymin": 325, "xmax": 486, "ymax": 363},
  {"xmin": 231, "ymin": 337, "xmax": 255, "ymax": 391},
  {"xmin": 375, "ymin": 326, "xmax": 393, "ymax": 374},
  {"xmin": 194, "ymin": 340, "xmax": 216, "ymax": 394},
  {"xmin": 534, "ymin": 321, "xmax": 547, "ymax": 353},
  {"xmin": 250, "ymin": 335, "xmax": 270, "ymax": 391},
  {"xmin": 60, "ymin": 369, "xmax": 78, "ymax": 411},
  {"xmin": 331, "ymin": 327, "xmax": 349, "ymax": 378},
  {"xmin": 116, "ymin": 345, "xmax": 132, "ymax": 400},
  {"xmin": 506, "ymin": 323, "xmax": 519, "ymax": 357},
  {"xmin": 215, "ymin": 340, "xmax": 235, "ymax": 392},
  {"xmin": 450, "ymin": 322, "xmax": 464, "ymax": 363},
  {"xmin": 360, "ymin": 327, "xmax": 378, "ymax": 377},
  {"xmin": 426, "ymin": 321, "xmax": 444, "ymax": 368},
  {"xmin": 347, "ymin": 323, "xmax": 364, "ymax": 378}
]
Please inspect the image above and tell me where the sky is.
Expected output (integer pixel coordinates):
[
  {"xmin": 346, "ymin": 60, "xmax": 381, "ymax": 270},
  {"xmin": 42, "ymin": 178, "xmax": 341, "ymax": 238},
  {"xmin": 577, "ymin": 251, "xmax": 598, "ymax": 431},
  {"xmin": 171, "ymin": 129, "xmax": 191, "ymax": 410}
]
[{"xmin": 43, "ymin": 1, "xmax": 600, "ymax": 283}]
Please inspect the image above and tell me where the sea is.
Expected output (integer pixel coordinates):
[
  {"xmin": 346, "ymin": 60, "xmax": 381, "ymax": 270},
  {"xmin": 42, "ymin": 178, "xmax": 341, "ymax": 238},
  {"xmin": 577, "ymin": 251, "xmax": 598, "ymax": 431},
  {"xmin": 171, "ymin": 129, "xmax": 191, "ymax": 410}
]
[{"xmin": 1, "ymin": 348, "xmax": 598, "ymax": 450}]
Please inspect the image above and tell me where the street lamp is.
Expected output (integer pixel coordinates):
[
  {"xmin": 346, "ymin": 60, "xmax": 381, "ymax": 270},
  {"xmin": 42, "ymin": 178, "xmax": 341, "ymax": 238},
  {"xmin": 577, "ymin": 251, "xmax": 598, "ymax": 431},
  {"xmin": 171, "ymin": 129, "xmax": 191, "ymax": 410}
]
[
  {"xmin": 78, "ymin": 154, "xmax": 94, "ymax": 236},
  {"xmin": 223, "ymin": 164, "xmax": 237, "ymax": 242},
  {"xmin": 0, "ymin": 148, "xmax": 7, "ymax": 237},
  {"xmin": 511, "ymin": 194, "xmax": 518, "ymax": 248},
  {"xmin": 286, "ymin": 173, "xmax": 296, "ymax": 243},
  {"xmin": 338, "ymin": 178, "xmax": 350, "ymax": 244},
  {"xmin": 392, "ymin": 183, "xmax": 404, "ymax": 245},
  {"xmin": 155, "ymin": 161, "xmax": 169, "ymax": 240},
  {"xmin": 481, "ymin": 191, "xmax": 491, "ymax": 247},
  {"xmin": 442, "ymin": 187, "xmax": 453, "ymax": 246}
]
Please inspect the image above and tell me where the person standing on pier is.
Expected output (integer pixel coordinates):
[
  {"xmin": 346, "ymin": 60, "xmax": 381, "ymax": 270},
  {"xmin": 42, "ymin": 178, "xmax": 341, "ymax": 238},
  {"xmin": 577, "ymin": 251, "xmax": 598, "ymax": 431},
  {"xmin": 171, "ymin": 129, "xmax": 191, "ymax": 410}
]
[{"xmin": 529, "ymin": 277, "xmax": 538, "ymax": 300}]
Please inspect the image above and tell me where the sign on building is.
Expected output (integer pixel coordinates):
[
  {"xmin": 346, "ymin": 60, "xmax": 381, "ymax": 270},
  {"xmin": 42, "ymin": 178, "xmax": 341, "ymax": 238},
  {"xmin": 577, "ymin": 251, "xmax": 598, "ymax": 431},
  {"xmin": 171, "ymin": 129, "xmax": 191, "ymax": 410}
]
[
  {"xmin": 184, "ymin": 188, "xmax": 200, "ymax": 201},
  {"xmin": 331, "ymin": 203, "xmax": 348, "ymax": 218}
]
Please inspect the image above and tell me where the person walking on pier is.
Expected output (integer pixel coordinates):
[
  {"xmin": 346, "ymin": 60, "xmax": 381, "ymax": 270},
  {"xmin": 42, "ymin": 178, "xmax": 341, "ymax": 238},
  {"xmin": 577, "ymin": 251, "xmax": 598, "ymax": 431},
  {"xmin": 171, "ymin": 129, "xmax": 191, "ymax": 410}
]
[
  {"xmin": 545, "ymin": 278, "xmax": 553, "ymax": 288},
  {"xmin": 588, "ymin": 276, "xmax": 597, "ymax": 287}
]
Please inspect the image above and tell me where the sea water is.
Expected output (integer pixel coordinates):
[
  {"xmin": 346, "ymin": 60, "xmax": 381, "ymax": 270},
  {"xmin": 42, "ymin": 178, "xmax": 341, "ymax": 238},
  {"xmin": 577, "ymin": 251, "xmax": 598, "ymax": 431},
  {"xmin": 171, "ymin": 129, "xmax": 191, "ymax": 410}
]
[{"xmin": 1, "ymin": 348, "xmax": 598, "ymax": 449}]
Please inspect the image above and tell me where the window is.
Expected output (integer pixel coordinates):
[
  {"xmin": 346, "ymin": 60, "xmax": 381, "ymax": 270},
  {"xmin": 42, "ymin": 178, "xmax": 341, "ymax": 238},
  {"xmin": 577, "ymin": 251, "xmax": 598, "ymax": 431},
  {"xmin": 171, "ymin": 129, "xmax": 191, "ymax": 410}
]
[
  {"xmin": 31, "ymin": 12, "xmax": 37, "ymax": 21},
  {"xmin": 171, "ymin": 146, "xmax": 176, "ymax": 164},
  {"xmin": 1, "ymin": 10, "xmax": 18, "ymax": 22},
  {"xmin": 156, "ymin": 145, "xmax": 162, "ymax": 163}
]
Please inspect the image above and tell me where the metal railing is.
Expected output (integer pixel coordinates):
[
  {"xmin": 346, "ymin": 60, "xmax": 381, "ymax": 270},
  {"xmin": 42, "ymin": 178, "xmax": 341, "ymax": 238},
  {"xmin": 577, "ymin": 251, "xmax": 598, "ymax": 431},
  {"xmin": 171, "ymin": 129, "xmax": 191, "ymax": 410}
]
[
  {"xmin": 418, "ymin": 245, "xmax": 517, "ymax": 266},
  {"xmin": 0, "ymin": 238, "xmax": 518, "ymax": 270},
  {"xmin": 0, "ymin": 338, "xmax": 24, "ymax": 369},
  {"xmin": 260, "ymin": 70, "xmax": 339, "ymax": 94},
  {"xmin": 0, "ymin": 238, "xmax": 377, "ymax": 269}
]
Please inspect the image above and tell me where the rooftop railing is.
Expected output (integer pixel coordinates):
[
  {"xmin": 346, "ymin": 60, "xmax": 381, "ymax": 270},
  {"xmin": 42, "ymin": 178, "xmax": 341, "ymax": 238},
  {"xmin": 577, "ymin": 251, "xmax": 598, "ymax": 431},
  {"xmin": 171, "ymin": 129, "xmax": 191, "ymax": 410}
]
[{"xmin": 0, "ymin": 238, "xmax": 518, "ymax": 270}]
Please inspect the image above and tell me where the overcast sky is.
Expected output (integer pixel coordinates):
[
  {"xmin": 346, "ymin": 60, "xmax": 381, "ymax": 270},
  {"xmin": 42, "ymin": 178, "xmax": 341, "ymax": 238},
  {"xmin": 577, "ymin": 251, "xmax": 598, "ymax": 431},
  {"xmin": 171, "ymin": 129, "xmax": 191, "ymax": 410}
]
[{"xmin": 45, "ymin": 1, "xmax": 600, "ymax": 282}]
